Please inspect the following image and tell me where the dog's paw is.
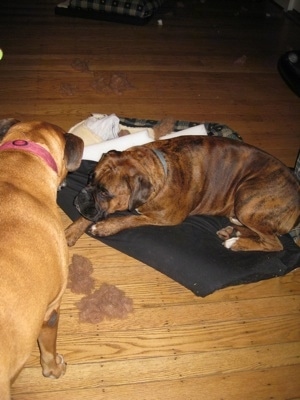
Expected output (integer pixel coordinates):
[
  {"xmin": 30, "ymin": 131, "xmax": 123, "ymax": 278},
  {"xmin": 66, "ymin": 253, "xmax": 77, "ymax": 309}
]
[
  {"xmin": 65, "ymin": 235, "xmax": 77, "ymax": 247},
  {"xmin": 89, "ymin": 222, "xmax": 109, "ymax": 237},
  {"xmin": 223, "ymin": 237, "xmax": 239, "ymax": 250},
  {"xmin": 90, "ymin": 220, "xmax": 121, "ymax": 237},
  {"xmin": 90, "ymin": 223, "xmax": 100, "ymax": 236},
  {"xmin": 42, "ymin": 353, "xmax": 66, "ymax": 379},
  {"xmin": 65, "ymin": 218, "xmax": 93, "ymax": 246},
  {"xmin": 217, "ymin": 226, "xmax": 235, "ymax": 240},
  {"xmin": 65, "ymin": 228, "xmax": 78, "ymax": 247}
]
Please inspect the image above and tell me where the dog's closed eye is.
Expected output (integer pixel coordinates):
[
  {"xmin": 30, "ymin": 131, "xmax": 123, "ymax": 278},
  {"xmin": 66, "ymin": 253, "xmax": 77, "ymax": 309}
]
[{"xmin": 96, "ymin": 185, "xmax": 113, "ymax": 201}]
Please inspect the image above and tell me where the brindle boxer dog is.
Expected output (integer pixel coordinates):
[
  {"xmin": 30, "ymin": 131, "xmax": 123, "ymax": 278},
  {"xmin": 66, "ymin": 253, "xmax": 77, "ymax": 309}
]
[
  {"xmin": 65, "ymin": 135, "xmax": 300, "ymax": 252},
  {"xmin": 0, "ymin": 119, "xmax": 83, "ymax": 399}
]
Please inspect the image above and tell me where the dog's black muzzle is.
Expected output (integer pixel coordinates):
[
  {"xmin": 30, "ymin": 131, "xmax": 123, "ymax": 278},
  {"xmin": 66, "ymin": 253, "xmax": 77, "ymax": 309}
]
[{"xmin": 74, "ymin": 187, "xmax": 106, "ymax": 222}]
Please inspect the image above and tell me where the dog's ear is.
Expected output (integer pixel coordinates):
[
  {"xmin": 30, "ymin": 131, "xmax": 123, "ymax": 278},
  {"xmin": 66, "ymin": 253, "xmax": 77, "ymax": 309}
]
[
  {"xmin": 0, "ymin": 118, "xmax": 20, "ymax": 142},
  {"xmin": 128, "ymin": 174, "xmax": 153, "ymax": 210},
  {"xmin": 64, "ymin": 133, "xmax": 84, "ymax": 172}
]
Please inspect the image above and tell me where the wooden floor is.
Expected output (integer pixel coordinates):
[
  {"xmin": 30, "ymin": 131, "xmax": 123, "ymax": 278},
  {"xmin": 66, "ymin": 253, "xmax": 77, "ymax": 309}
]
[{"xmin": 1, "ymin": 0, "xmax": 300, "ymax": 399}]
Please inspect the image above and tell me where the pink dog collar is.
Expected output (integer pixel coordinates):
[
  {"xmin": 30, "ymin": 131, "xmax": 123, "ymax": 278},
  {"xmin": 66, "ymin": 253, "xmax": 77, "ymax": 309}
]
[{"xmin": 0, "ymin": 140, "xmax": 58, "ymax": 173}]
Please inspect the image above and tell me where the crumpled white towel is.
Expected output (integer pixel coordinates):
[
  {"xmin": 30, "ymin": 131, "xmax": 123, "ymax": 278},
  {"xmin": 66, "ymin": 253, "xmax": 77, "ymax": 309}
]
[{"xmin": 85, "ymin": 113, "xmax": 120, "ymax": 141}]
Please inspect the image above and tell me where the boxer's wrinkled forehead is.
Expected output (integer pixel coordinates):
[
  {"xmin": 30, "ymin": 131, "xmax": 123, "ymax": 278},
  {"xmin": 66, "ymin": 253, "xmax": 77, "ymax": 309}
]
[{"xmin": 87, "ymin": 169, "xmax": 109, "ymax": 186}]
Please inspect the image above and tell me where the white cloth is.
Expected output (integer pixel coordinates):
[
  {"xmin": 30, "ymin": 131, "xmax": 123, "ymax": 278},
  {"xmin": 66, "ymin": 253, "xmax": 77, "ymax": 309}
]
[
  {"xmin": 85, "ymin": 113, "xmax": 120, "ymax": 141},
  {"xmin": 82, "ymin": 124, "xmax": 207, "ymax": 162}
]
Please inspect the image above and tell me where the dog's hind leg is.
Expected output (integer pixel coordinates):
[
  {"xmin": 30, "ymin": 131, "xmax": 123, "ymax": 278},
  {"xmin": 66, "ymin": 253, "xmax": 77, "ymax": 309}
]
[
  {"xmin": 217, "ymin": 213, "xmax": 263, "ymax": 240},
  {"xmin": 221, "ymin": 215, "xmax": 284, "ymax": 251},
  {"xmin": 0, "ymin": 379, "xmax": 10, "ymax": 400},
  {"xmin": 223, "ymin": 183, "xmax": 295, "ymax": 251},
  {"xmin": 219, "ymin": 214, "xmax": 284, "ymax": 251},
  {"xmin": 37, "ymin": 307, "xmax": 66, "ymax": 379},
  {"xmin": 217, "ymin": 223, "xmax": 260, "ymax": 241},
  {"xmin": 223, "ymin": 233, "xmax": 283, "ymax": 251}
]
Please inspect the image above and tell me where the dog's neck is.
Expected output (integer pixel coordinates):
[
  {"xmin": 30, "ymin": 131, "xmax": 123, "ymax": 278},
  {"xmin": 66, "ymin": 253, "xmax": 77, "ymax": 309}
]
[
  {"xmin": 152, "ymin": 148, "xmax": 168, "ymax": 176},
  {"xmin": 0, "ymin": 140, "xmax": 58, "ymax": 173}
]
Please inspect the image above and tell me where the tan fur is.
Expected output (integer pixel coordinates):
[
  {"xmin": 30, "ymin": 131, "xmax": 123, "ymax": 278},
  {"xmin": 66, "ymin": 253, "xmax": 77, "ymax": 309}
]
[
  {"xmin": 0, "ymin": 120, "xmax": 83, "ymax": 399},
  {"xmin": 65, "ymin": 136, "xmax": 300, "ymax": 252}
]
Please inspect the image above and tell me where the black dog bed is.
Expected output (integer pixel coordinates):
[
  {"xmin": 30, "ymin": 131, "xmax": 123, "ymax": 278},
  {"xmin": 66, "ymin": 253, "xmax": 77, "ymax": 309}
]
[{"xmin": 57, "ymin": 119, "xmax": 300, "ymax": 296}]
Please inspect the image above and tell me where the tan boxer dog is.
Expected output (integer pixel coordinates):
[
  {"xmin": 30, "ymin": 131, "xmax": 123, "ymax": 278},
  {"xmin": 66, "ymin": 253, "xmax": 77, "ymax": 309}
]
[
  {"xmin": 0, "ymin": 119, "xmax": 83, "ymax": 399},
  {"xmin": 65, "ymin": 135, "xmax": 300, "ymax": 252}
]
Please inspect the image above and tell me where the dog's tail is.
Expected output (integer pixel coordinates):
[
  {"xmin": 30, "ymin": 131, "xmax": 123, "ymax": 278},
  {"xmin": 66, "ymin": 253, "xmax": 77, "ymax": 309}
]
[{"xmin": 149, "ymin": 117, "xmax": 176, "ymax": 140}]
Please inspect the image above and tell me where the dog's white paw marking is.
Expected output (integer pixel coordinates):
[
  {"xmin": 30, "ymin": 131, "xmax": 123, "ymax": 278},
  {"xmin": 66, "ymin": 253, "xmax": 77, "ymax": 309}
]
[
  {"xmin": 229, "ymin": 217, "xmax": 243, "ymax": 226},
  {"xmin": 224, "ymin": 237, "xmax": 239, "ymax": 249},
  {"xmin": 90, "ymin": 225, "xmax": 97, "ymax": 234}
]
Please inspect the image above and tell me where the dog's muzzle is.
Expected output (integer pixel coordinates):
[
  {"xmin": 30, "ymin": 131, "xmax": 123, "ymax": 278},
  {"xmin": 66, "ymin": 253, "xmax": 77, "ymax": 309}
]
[{"xmin": 74, "ymin": 187, "xmax": 106, "ymax": 222}]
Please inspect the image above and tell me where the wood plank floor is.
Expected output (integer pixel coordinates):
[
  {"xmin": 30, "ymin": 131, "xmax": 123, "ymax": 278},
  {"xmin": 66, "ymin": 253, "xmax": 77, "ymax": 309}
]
[{"xmin": 0, "ymin": 0, "xmax": 300, "ymax": 399}]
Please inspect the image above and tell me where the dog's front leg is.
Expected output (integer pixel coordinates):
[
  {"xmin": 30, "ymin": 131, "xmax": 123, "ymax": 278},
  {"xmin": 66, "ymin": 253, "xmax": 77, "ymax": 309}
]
[
  {"xmin": 65, "ymin": 216, "xmax": 93, "ymax": 246},
  {"xmin": 37, "ymin": 308, "xmax": 66, "ymax": 379},
  {"xmin": 90, "ymin": 214, "xmax": 166, "ymax": 237}
]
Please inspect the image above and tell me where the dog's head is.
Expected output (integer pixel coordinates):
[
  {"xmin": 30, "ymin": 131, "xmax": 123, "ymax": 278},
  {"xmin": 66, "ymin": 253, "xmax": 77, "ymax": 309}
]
[
  {"xmin": 75, "ymin": 149, "xmax": 153, "ymax": 221},
  {"xmin": 0, "ymin": 119, "xmax": 84, "ymax": 186}
]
